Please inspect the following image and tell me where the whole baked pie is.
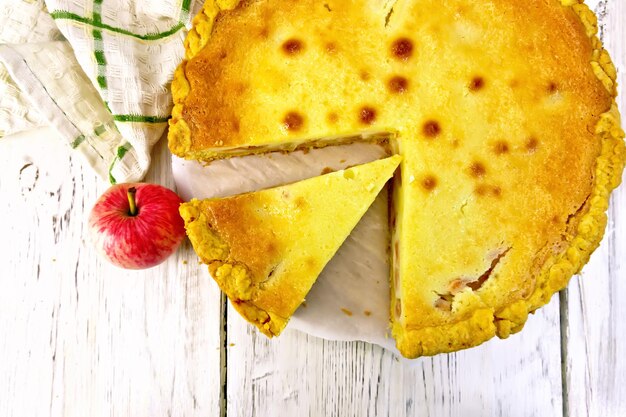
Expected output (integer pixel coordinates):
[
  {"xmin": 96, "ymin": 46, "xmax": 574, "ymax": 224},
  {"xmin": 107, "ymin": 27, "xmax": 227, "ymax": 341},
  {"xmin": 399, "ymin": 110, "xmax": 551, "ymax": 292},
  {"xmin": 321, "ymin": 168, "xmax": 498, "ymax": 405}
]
[
  {"xmin": 180, "ymin": 156, "xmax": 401, "ymax": 336},
  {"xmin": 170, "ymin": 0, "xmax": 626, "ymax": 358}
]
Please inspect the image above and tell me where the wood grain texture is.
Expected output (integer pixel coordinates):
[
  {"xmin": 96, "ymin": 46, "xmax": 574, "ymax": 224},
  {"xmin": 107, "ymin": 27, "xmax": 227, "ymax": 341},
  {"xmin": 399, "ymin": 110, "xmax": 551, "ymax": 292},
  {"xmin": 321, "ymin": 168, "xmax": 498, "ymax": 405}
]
[
  {"xmin": 563, "ymin": 1, "xmax": 626, "ymax": 416},
  {"xmin": 0, "ymin": 130, "xmax": 224, "ymax": 417},
  {"xmin": 0, "ymin": 1, "xmax": 624, "ymax": 416},
  {"xmin": 225, "ymin": 297, "xmax": 562, "ymax": 417},
  {"xmin": 223, "ymin": 1, "xmax": 624, "ymax": 415}
]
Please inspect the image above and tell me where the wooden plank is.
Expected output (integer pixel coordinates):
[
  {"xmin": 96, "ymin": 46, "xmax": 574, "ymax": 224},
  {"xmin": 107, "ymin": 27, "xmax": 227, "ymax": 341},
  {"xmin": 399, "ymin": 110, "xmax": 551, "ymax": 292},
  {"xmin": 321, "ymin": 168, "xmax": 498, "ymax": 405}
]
[
  {"xmin": 225, "ymin": 262, "xmax": 562, "ymax": 417},
  {"xmin": 563, "ymin": 1, "xmax": 626, "ymax": 416},
  {"xmin": 0, "ymin": 130, "xmax": 225, "ymax": 417}
]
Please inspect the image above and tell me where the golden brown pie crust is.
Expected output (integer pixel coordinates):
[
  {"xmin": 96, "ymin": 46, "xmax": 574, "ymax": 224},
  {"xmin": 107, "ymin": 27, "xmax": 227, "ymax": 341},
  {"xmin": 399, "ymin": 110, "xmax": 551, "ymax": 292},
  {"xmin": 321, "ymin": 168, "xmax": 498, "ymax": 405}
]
[{"xmin": 170, "ymin": 0, "xmax": 626, "ymax": 358}]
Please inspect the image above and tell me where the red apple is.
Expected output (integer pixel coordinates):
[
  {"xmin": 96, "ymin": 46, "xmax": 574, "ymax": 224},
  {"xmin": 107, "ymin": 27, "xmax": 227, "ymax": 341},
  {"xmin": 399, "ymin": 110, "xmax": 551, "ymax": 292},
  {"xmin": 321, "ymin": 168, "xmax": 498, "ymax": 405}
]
[{"xmin": 88, "ymin": 183, "xmax": 185, "ymax": 269}]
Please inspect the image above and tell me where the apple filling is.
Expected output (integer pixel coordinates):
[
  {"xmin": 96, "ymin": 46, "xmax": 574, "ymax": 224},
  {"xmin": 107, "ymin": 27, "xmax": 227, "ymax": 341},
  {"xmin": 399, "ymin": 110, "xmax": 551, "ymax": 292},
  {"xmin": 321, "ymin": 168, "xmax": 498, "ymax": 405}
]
[
  {"xmin": 182, "ymin": 131, "xmax": 394, "ymax": 162},
  {"xmin": 434, "ymin": 248, "xmax": 511, "ymax": 312}
]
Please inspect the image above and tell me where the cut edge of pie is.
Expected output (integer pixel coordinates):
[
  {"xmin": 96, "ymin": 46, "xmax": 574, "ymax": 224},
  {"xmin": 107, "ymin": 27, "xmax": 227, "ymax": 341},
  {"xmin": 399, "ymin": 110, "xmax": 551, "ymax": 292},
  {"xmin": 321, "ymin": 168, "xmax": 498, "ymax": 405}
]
[
  {"xmin": 169, "ymin": 0, "xmax": 626, "ymax": 357},
  {"xmin": 392, "ymin": 103, "xmax": 625, "ymax": 357},
  {"xmin": 388, "ymin": 4, "xmax": 626, "ymax": 358},
  {"xmin": 179, "ymin": 155, "xmax": 402, "ymax": 337}
]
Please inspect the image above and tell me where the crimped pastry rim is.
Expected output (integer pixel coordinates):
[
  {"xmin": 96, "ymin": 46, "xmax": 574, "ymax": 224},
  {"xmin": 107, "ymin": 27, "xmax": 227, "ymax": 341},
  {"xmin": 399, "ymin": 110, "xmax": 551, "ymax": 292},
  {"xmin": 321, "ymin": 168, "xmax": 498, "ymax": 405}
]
[{"xmin": 169, "ymin": 0, "xmax": 626, "ymax": 358}]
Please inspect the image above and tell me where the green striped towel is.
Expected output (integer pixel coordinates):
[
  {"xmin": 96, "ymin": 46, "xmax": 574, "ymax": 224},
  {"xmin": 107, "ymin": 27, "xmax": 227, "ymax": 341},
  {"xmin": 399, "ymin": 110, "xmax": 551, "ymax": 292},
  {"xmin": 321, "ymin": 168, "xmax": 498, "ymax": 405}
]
[{"xmin": 0, "ymin": 0, "xmax": 202, "ymax": 183}]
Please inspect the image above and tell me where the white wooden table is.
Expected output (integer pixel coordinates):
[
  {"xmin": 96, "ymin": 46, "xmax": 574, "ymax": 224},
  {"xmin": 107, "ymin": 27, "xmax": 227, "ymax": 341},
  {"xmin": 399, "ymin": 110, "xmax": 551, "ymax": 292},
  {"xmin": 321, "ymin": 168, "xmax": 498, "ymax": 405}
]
[{"xmin": 0, "ymin": 2, "xmax": 624, "ymax": 416}]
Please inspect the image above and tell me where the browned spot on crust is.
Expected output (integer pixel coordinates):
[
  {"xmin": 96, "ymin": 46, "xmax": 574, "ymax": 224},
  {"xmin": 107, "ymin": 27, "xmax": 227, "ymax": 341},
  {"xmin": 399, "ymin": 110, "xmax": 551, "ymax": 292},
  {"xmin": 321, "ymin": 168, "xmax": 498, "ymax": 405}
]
[
  {"xmin": 305, "ymin": 257, "xmax": 317, "ymax": 269},
  {"xmin": 266, "ymin": 242, "xmax": 278, "ymax": 257},
  {"xmin": 359, "ymin": 106, "xmax": 377, "ymax": 125},
  {"xmin": 395, "ymin": 299, "xmax": 402, "ymax": 317},
  {"xmin": 475, "ymin": 184, "xmax": 489, "ymax": 196},
  {"xmin": 422, "ymin": 120, "xmax": 441, "ymax": 138},
  {"xmin": 259, "ymin": 26, "xmax": 269, "ymax": 38},
  {"xmin": 469, "ymin": 76, "xmax": 485, "ymax": 91},
  {"xmin": 422, "ymin": 175, "xmax": 438, "ymax": 191},
  {"xmin": 388, "ymin": 76, "xmax": 409, "ymax": 93},
  {"xmin": 547, "ymin": 82, "xmax": 558, "ymax": 94},
  {"xmin": 282, "ymin": 38, "xmax": 303, "ymax": 55},
  {"xmin": 391, "ymin": 38, "xmax": 413, "ymax": 60},
  {"xmin": 200, "ymin": 194, "xmax": 285, "ymax": 277},
  {"xmin": 494, "ymin": 141, "xmax": 510, "ymax": 155},
  {"xmin": 294, "ymin": 197, "xmax": 308, "ymax": 211},
  {"xmin": 394, "ymin": 241, "xmax": 399, "ymax": 258},
  {"xmin": 231, "ymin": 119, "xmax": 240, "ymax": 133},
  {"xmin": 325, "ymin": 42, "xmax": 337, "ymax": 54},
  {"xmin": 360, "ymin": 70, "xmax": 371, "ymax": 81},
  {"xmin": 327, "ymin": 112, "xmax": 339, "ymax": 124},
  {"xmin": 341, "ymin": 308, "xmax": 353, "ymax": 316},
  {"xmin": 509, "ymin": 79, "xmax": 520, "ymax": 88},
  {"xmin": 364, "ymin": 310, "xmax": 372, "ymax": 317},
  {"xmin": 320, "ymin": 167, "xmax": 333, "ymax": 175},
  {"xmin": 283, "ymin": 111, "xmax": 304, "ymax": 131},
  {"xmin": 526, "ymin": 137, "xmax": 539, "ymax": 153},
  {"xmin": 469, "ymin": 161, "xmax": 487, "ymax": 178},
  {"xmin": 475, "ymin": 184, "xmax": 502, "ymax": 197}
]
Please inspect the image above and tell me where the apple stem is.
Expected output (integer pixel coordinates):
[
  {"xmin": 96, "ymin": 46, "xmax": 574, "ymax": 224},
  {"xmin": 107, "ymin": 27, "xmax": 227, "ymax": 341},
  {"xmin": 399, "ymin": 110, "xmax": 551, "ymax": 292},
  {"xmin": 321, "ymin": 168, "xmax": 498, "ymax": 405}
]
[{"xmin": 127, "ymin": 187, "xmax": 138, "ymax": 216}]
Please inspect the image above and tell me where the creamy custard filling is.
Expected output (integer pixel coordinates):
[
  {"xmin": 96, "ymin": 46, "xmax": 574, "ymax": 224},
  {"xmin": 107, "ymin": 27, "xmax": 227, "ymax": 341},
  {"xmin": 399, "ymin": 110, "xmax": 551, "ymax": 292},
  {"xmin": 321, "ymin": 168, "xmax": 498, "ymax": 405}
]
[
  {"xmin": 389, "ymin": 141, "xmax": 404, "ymax": 324},
  {"xmin": 172, "ymin": 0, "xmax": 624, "ymax": 359}
]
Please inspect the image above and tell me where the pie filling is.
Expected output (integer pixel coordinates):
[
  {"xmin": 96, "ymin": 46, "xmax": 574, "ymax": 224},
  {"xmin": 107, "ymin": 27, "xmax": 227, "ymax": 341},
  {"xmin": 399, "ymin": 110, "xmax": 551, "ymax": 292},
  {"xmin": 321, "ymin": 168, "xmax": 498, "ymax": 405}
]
[
  {"xmin": 172, "ymin": 0, "xmax": 625, "ymax": 358},
  {"xmin": 433, "ymin": 247, "xmax": 511, "ymax": 312},
  {"xmin": 179, "ymin": 131, "xmax": 394, "ymax": 162}
]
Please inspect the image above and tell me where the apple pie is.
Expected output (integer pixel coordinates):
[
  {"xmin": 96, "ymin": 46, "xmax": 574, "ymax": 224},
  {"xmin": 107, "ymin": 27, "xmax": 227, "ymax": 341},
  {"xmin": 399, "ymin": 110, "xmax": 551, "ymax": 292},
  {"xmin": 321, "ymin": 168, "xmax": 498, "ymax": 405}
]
[{"xmin": 170, "ymin": 0, "xmax": 625, "ymax": 357}]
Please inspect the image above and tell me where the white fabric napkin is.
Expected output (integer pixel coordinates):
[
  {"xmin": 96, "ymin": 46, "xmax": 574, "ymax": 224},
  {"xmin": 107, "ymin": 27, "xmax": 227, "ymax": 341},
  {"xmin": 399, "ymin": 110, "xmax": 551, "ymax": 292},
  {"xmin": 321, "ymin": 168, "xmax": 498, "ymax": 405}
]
[{"xmin": 0, "ymin": 0, "xmax": 202, "ymax": 183}]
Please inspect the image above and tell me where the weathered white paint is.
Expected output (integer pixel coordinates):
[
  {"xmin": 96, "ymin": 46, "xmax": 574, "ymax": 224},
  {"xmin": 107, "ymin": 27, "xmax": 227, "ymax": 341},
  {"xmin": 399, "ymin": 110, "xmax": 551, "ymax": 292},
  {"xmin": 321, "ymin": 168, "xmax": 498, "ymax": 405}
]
[
  {"xmin": 0, "ymin": 131, "xmax": 224, "ymax": 417},
  {"xmin": 0, "ymin": 1, "xmax": 624, "ymax": 416},
  {"xmin": 563, "ymin": 1, "xmax": 626, "ymax": 416},
  {"xmin": 221, "ymin": 201, "xmax": 565, "ymax": 415},
  {"xmin": 226, "ymin": 297, "xmax": 562, "ymax": 417}
]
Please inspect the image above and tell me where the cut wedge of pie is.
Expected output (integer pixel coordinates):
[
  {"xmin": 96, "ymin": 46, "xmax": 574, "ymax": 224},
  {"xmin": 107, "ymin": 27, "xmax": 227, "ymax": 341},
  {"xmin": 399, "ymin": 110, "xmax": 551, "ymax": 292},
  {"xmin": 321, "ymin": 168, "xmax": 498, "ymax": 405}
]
[
  {"xmin": 179, "ymin": 156, "xmax": 401, "ymax": 336},
  {"xmin": 170, "ymin": 0, "xmax": 626, "ymax": 357}
]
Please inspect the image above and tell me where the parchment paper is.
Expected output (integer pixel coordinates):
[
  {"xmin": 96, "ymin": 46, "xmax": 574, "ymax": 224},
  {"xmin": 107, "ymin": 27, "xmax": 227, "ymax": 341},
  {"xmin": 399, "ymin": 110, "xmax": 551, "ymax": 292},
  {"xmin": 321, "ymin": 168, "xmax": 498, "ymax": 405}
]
[{"xmin": 172, "ymin": 143, "xmax": 399, "ymax": 354}]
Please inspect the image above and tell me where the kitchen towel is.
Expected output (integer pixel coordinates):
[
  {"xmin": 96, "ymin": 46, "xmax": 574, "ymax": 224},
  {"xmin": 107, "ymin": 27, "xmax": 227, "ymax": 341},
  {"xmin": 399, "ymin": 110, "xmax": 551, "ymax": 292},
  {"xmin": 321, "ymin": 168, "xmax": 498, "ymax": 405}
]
[{"xmin": 0, "ymin": 0, "xmax": 203, "ymax": 183}]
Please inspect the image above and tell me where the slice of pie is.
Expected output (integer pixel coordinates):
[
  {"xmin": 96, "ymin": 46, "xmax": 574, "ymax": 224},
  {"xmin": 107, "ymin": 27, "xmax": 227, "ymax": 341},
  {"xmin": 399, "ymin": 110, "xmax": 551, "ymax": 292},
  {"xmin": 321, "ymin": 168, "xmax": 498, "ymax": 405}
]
[
  {"xmin": 180, "ymin": 155, "xmax": 401, "ymax": 336},
  {"xmin": 170, "ymin": 0, "xmax": 626, "ymax": 357}
]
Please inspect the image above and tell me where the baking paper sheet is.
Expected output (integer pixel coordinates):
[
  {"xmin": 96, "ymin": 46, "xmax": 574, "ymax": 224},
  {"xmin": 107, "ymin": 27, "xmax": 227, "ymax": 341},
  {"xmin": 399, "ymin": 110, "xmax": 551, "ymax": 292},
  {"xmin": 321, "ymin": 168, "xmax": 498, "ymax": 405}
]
[{"xmin": 172, "ymin": 143, "xmax": 399, "ymax": 354}]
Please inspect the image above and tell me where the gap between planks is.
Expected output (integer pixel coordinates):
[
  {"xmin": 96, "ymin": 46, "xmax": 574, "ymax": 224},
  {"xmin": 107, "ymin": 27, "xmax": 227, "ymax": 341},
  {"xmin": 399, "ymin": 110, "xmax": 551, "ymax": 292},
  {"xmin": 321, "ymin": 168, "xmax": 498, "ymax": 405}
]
[
  {"xmin": 560, "ymin": 289, "xmax": 570, "ymax": 417},
  {"xmin": 220, "ymin": 292, "xmax": 228, "ymax": 417}
]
